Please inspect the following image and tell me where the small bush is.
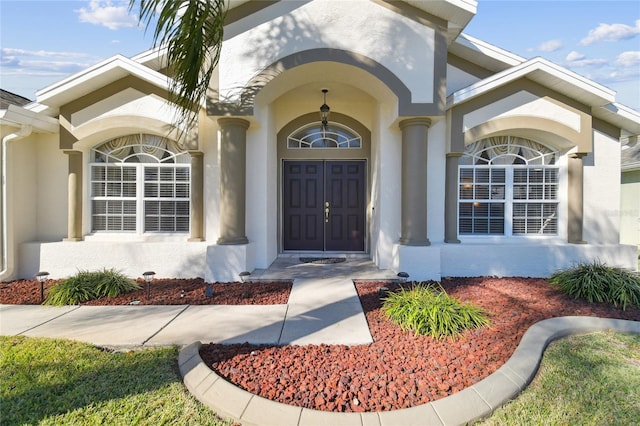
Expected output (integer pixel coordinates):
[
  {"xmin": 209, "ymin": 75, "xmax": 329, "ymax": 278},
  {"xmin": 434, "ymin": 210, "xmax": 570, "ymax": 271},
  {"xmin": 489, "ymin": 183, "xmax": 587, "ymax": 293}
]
[
  {"xmin": 44, "ymin": 269, "xmax": 139, "ymax": 306},
  {"xmin": 549, "ymin": 262, "xmax": 640, "ymax": 311},
  {"xmin": 381, "ymin": 283, "xmax": 490, "ymax": 339},
  {"xmin": 92, "ymin": 268, "xmax": 141, "ymax": 298}
]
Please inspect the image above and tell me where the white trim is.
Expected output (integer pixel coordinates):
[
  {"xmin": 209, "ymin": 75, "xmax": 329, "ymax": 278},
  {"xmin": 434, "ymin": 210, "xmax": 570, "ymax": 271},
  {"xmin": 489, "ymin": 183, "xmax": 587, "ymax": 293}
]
[
  {"xmin": 448, "ymin": 57, "xmax": 616, "ymax": 109},
  {"xmin": 35, "ymin": 55, "xmax": 172, "ymax": 109}
]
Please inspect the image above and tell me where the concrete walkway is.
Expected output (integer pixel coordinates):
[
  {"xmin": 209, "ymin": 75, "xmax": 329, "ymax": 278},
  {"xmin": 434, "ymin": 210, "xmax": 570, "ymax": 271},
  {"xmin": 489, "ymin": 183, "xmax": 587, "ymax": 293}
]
[{"xmin": 0, "ymin": 278, "xmax": 374, "ymax": 347}]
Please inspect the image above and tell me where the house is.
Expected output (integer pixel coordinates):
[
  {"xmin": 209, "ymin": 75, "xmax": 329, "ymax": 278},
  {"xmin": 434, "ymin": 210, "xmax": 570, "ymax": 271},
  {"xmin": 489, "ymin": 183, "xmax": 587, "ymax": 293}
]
[{"xmin": 2, "ymin": 0, "xmax": 639, "ymax": 283}]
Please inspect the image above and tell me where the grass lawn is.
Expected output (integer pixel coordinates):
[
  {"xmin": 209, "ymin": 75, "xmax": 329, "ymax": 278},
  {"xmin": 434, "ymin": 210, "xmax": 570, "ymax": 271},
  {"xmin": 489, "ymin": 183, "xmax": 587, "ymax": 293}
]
[
  {"xmin": 0, "ymin": 336, "xmax": 232, "ymax": 425},
  {"xmin": 2, "ymin": 332, "xmax": 639, "ymax": 425},
  {"xmin": 479, "ymin": 331, "xmax": 640, "ymax": 426}
]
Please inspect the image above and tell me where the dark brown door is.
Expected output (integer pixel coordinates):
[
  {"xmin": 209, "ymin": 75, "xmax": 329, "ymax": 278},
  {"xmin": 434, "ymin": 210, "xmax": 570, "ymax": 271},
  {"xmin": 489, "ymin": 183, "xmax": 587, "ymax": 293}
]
[{"xmin": 283, "ymin": 160, "xmax": 365, "ymax": 251}]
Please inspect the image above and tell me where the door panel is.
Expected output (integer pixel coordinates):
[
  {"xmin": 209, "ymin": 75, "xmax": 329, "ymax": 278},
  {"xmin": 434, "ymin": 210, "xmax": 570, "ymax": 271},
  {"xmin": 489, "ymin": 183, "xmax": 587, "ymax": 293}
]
[
  {"xmin": 283, "ymin": 161, "xmax": 324, "ymax": 251},
  {"xmin": 283, "ymin": 160, "xmax": 365, "ymax": 251},
  {"xmin": 325, "ymin": 161, "xmax": 365, "ymax": 251}
]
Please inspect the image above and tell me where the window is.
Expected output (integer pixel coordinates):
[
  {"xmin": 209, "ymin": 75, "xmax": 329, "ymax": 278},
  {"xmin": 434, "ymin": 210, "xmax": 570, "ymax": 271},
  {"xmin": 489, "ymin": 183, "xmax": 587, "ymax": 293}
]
[
  {"xmin": 91, "ymin": 134, "xmax": 190, "ymax": 233},
  {"xmin": 288, "ymin": 122, "xmax": 361, "ymax": 148},
  {"xmin": 458, "ymin": 136, "xmax": 558, "ymax": 236}
]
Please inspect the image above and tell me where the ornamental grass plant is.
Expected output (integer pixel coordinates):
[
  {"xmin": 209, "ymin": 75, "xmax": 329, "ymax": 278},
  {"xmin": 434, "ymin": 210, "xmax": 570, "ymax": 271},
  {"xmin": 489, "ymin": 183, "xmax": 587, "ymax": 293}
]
[
  {"xmin": 381, "ymin": 282, "xmax": 490, "ymax": 339},
  {"xmin": 44, "ymin": 268, "xmax": 140, "ymax": 306},
  {"xmin": 549, "ymin": 261, "xmax": 640, "ymax": 311}
]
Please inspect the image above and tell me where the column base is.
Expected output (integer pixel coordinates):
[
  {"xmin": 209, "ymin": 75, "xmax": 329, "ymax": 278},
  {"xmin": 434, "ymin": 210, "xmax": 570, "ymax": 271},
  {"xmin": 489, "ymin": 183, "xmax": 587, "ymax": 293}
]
[
  {"xmin": 398, "ymin": 238, "xmax": 431, "ymax": 246},
  {"xmin": 62, "ymin": 237, "xmax": 83, "ymax": 242},
  {"xmin": 216, "ymin": 236, "xmax": 249, "ymax": 245},
  {"xmin": 205, "ymin": 243, "xmax": 255, "ymax": 282}
]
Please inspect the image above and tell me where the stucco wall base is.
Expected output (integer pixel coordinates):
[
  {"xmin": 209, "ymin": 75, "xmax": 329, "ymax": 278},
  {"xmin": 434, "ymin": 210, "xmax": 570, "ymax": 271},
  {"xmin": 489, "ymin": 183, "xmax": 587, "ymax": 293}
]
[
  {"xmin": 439, "ymin": 243, "xmax": 639, "ymax": 277},
  {"xmin": 18, "ymin": 241, "xmax": 209, "ymax": 280},
  {"xmin": 392, "ymin": 244, "xmax": 442, "ymax": 282},
  {"xmin": 205, "ymin": 243, "xmax": 256, "ymax": 283}
]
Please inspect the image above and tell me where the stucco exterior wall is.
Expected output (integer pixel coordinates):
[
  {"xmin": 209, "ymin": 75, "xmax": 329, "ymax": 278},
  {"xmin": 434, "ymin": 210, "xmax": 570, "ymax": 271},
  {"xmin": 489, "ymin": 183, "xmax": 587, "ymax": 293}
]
[
  {"xmin": 35, "ymin": 134, "xmax": 67, "ymax": 241},
  {"xmin": 462, "ymin": 91, "xmax": 582, "ymax": 134},
  {"xmin": 583, "ymin": 130, "xmax": 621, "ymax": 244},
  {"xmin": 221, "ymin": 0, "xmax": 436, "ymax": 104},
  {"xmin": 620, "ymin": 170, "xmax": 640, "ymax": 245}
]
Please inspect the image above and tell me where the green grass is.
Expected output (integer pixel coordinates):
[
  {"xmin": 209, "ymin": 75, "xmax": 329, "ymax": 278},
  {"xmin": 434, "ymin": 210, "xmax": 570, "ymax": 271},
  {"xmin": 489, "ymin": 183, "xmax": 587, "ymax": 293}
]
[
  {"xmin": 3, "ymin": 333, "xmax": 638, "ymax": 425},
  {"xmin": 382, "ymin": 283, "xmax": 490, "ymax": 339},
  {"xmin": 0, "ymin": 336, "xmax": 232, "ymax": 425},
  {"xmin": 479, "ymin": 331, "xmax": 640, "ymax": 426}
]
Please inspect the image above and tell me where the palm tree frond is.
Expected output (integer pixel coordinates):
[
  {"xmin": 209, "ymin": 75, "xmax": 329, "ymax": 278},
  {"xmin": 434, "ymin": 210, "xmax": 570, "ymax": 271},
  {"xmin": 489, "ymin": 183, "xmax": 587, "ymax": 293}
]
[{"xmin": 132, "ymin": 0, "xmax": 227, "ymax": 132}]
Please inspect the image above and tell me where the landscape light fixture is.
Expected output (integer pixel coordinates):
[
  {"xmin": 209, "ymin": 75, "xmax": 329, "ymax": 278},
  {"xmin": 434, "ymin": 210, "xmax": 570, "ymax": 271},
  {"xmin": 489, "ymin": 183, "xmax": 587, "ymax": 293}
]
[
  {"xmin": 35, "ymin": 271, "xmax": 50, "ymax": 303},
  {"xmin": 143, "ymin": 271, "xmax": 155, "ymax": 300},
  {"xmin": 205, "ymin": 283, "xmax": 214, "ymax": 298},
  {"xmin": 397, "ymin": 272, "xmax": 409, "ymax": 284},
  {"xmin": 239, "ymin": 271, "xmax": 251, "ymax": 298},
  {"xmin": 320, "ymin": 89, "xmax": 330, "ymax": 131}
]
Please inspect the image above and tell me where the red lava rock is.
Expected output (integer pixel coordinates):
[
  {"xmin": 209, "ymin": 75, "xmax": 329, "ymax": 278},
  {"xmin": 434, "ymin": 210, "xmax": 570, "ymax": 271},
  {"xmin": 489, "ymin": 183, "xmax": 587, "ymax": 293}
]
[
  {"xmin": 5, "ymin": 276, "xmax": 639, "ymax": 413},
  {"xmin": 0, "ymin": 278, "xmax": 292, "ymax": 306}
]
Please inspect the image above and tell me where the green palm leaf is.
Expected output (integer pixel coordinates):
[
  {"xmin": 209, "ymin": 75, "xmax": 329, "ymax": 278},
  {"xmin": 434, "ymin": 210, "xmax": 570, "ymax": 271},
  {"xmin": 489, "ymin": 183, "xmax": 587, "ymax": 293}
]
[{"xmin": 132, "ymin": 0, "xmax": 227, "ymax": 131}]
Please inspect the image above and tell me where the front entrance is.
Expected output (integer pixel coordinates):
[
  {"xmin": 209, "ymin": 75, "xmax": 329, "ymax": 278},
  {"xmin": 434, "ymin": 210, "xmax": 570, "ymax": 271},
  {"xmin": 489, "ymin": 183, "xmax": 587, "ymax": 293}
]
[{"xmin": 283, "ymin": 160, "xmax": 366, "ymax": 251}]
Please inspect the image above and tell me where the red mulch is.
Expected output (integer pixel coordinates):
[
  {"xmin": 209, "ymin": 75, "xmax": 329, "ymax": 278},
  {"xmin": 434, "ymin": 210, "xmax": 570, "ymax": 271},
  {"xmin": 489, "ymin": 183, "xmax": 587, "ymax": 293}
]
[
  {"xmin": 200, "ymin": 277, "xmax": 640, "ymax": 413},
  {"xmin": 0, "ymin": 278, "xmax": 291, "ymax": 306}
]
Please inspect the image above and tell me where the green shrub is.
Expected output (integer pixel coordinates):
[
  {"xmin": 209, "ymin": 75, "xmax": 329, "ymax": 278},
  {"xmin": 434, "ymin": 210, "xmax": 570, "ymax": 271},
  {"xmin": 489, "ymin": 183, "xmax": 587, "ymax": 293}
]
[
  {"xmin": 549, "ymin": 261, "xmax": 640, "ymax": 311},
  {"xmin": 44, "ymin": 269, "xmax": 139, "ymax": 306},
  {"xmin": 92, "ymin": 268, "xmax": 141, "ymax": 298},
  {"xmin": 381, "ymin": 283, "xmax": 490, "ymax": 339}
]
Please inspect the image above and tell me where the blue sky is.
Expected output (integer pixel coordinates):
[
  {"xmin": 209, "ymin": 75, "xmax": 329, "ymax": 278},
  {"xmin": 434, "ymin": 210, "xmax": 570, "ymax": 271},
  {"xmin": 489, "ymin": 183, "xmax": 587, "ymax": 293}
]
[{"xmin": 1, "ymin": 0, "xmax": 639, "ymax": 110}]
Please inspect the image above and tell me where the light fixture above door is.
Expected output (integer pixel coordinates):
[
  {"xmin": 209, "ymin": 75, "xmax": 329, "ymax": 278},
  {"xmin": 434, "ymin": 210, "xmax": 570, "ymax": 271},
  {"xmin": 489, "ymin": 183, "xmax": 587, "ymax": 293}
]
[{"xmin": 320, "ymin": 89, "xmax": 330, "ymax": 130}]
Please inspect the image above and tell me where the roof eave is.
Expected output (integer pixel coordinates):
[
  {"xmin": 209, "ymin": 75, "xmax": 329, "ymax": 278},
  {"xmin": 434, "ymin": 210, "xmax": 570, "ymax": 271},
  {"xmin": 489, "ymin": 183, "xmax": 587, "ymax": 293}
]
[{"xmin": 35, "ymin": 55, "xmax": 171, "ymax": 111}]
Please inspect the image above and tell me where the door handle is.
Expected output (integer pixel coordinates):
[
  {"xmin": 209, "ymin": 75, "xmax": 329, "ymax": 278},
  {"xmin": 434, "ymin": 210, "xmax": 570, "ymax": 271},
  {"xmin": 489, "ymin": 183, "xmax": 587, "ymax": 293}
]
[{"xmin": 325, "ymin": 202, "xmax": 330, "ymax": 223}]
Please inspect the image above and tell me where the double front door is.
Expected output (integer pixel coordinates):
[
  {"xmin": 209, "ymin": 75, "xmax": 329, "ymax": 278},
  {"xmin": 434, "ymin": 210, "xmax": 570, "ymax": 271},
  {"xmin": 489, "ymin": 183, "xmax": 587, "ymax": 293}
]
[{"xmin": 283, "ymin": 160, "xmax": 366, "ymax": 251}]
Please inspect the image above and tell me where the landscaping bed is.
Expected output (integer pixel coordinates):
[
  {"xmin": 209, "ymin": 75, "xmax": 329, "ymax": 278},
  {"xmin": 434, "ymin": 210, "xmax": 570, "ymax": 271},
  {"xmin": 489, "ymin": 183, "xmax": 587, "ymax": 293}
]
[
  {"xmin": 200, "ymin": 277, "xmax": 640, "ymax": 413},
  {"xmin": 2, "ymin": 275, "xmax": 639, "ymax": 413},
  {"xmin": 0, "ymin": 278, "xmax": 292, "ymax": 306}
]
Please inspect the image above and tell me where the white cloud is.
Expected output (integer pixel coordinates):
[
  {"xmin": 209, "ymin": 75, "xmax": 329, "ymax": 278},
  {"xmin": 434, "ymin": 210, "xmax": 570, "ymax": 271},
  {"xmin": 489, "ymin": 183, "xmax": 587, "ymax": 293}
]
[
  {"xmin": 0, "ymin": 47, "xmax": 91, "ymax": 76},
  {"xmin": 533, "ymin": 39, "xmax": 563, "ymax": 52},
  {"xmin": 566, "ymin": 51, "xmax": 585, "ymax": 62},
  {"xmin": 1, "ymin": 47, "xmax": 88, "ymax": 59},
  {"xmin": 76, "ymin": 1, "xmax": 138, "ymax": 30},
  {"xmin": 615, "ymin": 51, "xmax": 640, "ymax": 67},
  {"xmin": 564, "ymin": 51, "xmax": 607, "ymax": 68},
  {"xmin": 580, "ymin": 19, "xmax": 640, "ymax": 45}
]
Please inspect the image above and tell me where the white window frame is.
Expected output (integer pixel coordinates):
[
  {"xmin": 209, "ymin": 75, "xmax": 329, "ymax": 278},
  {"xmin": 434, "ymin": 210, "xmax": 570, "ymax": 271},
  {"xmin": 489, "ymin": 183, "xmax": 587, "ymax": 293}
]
[
  {"xmin": 287, "ymin": 122, "xmax": 362, "ymax": 149},
  {"xmin": 458, "ymin": 136, "xmax": 560, "ymax": 239},
  {"xmin": 89, "ymin": 134, "xmax": 190, "ymax": 235}
]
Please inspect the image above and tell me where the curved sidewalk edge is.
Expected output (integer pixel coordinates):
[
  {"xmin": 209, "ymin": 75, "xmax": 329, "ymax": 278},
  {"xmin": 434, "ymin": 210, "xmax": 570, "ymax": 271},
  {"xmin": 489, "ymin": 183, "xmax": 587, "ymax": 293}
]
[{"xmin": 178, "ymin": 316, "xmax": 640, "ymax": 426}]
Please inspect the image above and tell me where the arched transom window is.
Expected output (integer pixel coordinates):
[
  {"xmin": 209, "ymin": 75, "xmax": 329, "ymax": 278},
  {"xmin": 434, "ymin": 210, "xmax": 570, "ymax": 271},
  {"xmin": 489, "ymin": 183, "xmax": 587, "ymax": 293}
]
[
  {"xmin": 90, "ymin": 134, "xmax": 190, "ymax": 233},
  {"xmin": 458, "ymin": 136, "xmax": 559, "ymax": 236},
  {"xmin": 287, "ymin": 122, "xmax": 361, "ymax": 149}
]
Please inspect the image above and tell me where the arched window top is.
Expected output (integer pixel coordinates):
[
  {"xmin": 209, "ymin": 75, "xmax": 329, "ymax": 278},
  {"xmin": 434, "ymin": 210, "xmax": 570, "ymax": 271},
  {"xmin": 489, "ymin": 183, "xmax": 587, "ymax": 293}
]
[
  {"xmin": 92, "ymin": 134, "xmax": 189, "ymax": 164},
  {"xmin": 461, "ymin": 136, "xmax": 557, "ymax": 166},
  {"xmin": 287, "ymin": 122, "xmax": 361, "ymax": 149}
]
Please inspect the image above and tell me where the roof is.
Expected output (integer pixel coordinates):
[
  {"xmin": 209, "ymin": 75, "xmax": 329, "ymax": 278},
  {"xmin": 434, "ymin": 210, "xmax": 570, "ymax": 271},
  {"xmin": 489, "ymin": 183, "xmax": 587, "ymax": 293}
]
[{"xmin": 0, "ymin": 89, "xmax": 32, "ymax": 109}]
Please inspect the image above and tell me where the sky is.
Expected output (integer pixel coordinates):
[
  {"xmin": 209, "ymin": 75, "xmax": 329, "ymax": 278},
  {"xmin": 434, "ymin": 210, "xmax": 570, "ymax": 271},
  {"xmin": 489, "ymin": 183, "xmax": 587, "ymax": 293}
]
[{"xmin": 1, "ymin": 0, "xmax": 639, "ymax": 110}]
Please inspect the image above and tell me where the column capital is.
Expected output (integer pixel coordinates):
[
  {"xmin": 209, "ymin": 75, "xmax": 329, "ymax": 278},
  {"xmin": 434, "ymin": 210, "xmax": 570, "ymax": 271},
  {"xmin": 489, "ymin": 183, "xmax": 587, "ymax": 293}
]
[
  {"xmin": 217, "ymin": 117, "xmax": 250, "ymax": 130},
  {"xmin": 570, "ymin": 152, "xmax": 589, "ymax": 160},
  {"xmin": 446, "ymin": 152, "xmax": 464, "ymax": 159},
  {"xmin": 399, "ymin": 117, "xmax": 432, "ymax": 130},
  {"xmin": 188, "ymin": 150, "xmax": 204, "ymax": 157}
]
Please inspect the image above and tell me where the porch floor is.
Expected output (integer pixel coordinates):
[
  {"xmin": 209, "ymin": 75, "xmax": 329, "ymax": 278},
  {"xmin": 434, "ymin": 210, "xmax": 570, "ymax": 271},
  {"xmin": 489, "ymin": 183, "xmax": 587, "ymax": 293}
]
[{"xmin": 251, "ymin": 254, "xmax": 398, "ymax": 281}]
